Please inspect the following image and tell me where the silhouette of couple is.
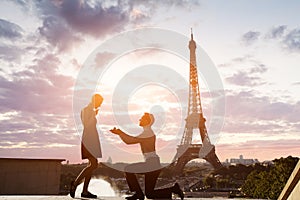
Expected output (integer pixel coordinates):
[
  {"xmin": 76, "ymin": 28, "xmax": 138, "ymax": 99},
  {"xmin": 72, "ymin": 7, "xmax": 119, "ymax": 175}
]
[{"xmin": 70, "ymin": 94, "xmax": 184, "ymax": 200}]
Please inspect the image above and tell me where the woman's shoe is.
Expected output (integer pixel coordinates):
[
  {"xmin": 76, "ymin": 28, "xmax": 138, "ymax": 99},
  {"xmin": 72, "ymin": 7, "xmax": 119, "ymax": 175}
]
[
  {"xmin": 172, "ymin": 182, "xmax": 184, "ymax": 200},
  {"xmin": 70, "ymin": 181, "xmax": 77, "ymax": 198},
  {"xmin": 81, "ymin": 191, "xmax": 97, "ymax": 199},
  {"xmin": 125, "ymin": 192, "xmax": 145, "ymax": 200}
]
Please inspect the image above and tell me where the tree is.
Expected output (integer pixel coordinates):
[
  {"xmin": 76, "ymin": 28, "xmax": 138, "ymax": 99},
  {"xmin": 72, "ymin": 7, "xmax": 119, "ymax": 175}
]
[
  {"xmin": 242, "ymin": 170, "xmax": 260, "ymax": 197},
  {"xmin": 241, "ymin": 156, "xmax": 299, "ymax": 199},
  {"xmin": 204, "ymin": 175, "xmax": 216, "ymax": 188}
]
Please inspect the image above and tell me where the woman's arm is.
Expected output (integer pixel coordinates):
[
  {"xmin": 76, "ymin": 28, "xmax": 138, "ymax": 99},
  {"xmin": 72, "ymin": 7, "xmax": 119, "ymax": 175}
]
[
  {"xmin": 110, "ymin": 128, "xmax": 140, "ymax": 144},
  {"xmin": 81, "ymin": 109, "xmax": 96, "ymax": 127}
]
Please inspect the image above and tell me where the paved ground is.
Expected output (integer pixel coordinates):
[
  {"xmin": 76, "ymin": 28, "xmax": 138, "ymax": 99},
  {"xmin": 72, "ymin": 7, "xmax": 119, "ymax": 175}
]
[
  {"xmin": 0, "ymin": 196, "xmax": 204, "ymax": 200},
  {"xmin": 0, "ymin": 196, "xmax": 121, "ymax": 200}
]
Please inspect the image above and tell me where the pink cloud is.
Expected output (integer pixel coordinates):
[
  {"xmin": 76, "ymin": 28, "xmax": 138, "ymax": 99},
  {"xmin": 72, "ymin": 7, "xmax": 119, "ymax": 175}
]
[
  {"xmin": 35, "ymin": 0, "xmax": 131, "ymax": 51},
  {"xmin": 0, "ymin": 54, "xmax": 74, "ymax": 114},
  {"xmin": 0, "ymin": 51, "xmax": 80, "ymax": 161},
  {"xmin": 225, "ymin": 90, "xmax": 300, "ymax": 122},
  {"xmin": 0, "ymin": 19, "xmax": 24, "ymax": 39},
  {"xmin": 226, "ymin": 71, "xmax": 264, "ymax": 86},
  {"xmin": 35, "ymin": 0, "xmax": 200, "ymax": 52},
  {"xmin": 38, "ymin": 16, "xmax": 83, "ymax": 52},
  {"xmin": 94, "ymin": 52, "xmax": 115, "ymax": 68}
]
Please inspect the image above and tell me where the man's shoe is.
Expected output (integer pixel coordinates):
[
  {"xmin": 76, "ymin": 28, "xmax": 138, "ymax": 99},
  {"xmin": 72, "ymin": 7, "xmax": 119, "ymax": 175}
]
[
  {"xmin": 81, "ymin": 191, "xmax": 97, "ymax": 199},
  {"xmin": 172, "ymin": 182, "xmax": 184, "ymax": 200},
  {"xmin": 125, "ymin": 193, "xmax": 145, "ymax": 200},
  {"xmin": 69, "ymin": 181, "xmax": 77, "ymax": 198}
]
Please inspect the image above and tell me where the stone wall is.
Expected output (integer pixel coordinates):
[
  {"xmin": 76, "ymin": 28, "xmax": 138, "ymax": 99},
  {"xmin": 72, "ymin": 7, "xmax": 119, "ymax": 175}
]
[{"xmin": 0, "ymin": 158, "xmax": 64, "ymax": 195}]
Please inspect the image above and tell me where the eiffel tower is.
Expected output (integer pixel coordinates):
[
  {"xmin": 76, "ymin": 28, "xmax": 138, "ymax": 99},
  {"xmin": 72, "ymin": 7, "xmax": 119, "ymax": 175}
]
[{"xmin": 172, "ymin": 30, "xmax": 223, "ymax": 174}]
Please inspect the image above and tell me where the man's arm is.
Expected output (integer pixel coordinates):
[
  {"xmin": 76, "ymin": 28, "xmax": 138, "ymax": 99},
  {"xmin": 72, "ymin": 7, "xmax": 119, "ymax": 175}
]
[{"xmin": 110, "ymin": 127, "xmax": 140, "ymax": 144}]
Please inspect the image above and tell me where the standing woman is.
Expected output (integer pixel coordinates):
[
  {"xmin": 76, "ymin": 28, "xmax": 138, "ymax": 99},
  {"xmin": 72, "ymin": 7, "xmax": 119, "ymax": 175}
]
[{"xmin": 70, "ymin": 94, "xmax": 103, "ymax": 199}]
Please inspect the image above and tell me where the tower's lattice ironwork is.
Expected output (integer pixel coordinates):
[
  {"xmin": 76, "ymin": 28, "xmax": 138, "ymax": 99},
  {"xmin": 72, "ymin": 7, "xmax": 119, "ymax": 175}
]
[{"xmin": 172, "ymin": 30, "xmax": 223, "ymax": 173}]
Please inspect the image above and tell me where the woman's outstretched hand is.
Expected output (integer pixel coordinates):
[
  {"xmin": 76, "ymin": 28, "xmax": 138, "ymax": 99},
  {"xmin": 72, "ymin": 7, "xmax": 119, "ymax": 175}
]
[{"xmin": 109, "ymin": 127, "xmax": 123, "ymax": 135}]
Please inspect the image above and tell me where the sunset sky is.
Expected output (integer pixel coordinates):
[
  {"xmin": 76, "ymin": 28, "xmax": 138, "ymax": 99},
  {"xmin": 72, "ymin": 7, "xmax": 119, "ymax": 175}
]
[{"xmin": 0, "ymin": 0, "xmax": 300, "ymax": 164}]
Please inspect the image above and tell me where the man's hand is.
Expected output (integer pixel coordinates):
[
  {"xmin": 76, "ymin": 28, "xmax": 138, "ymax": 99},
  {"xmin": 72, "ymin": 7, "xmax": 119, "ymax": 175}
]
[{"xmin": 109, "ymin": 127, "xmax": 123, "ymax": 135}]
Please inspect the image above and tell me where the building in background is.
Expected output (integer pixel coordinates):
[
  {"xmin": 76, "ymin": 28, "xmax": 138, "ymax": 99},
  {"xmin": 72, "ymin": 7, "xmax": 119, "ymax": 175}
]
[{"xmin": 224, "ymin": 155, "xmax": 259, "ymax": 166}]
